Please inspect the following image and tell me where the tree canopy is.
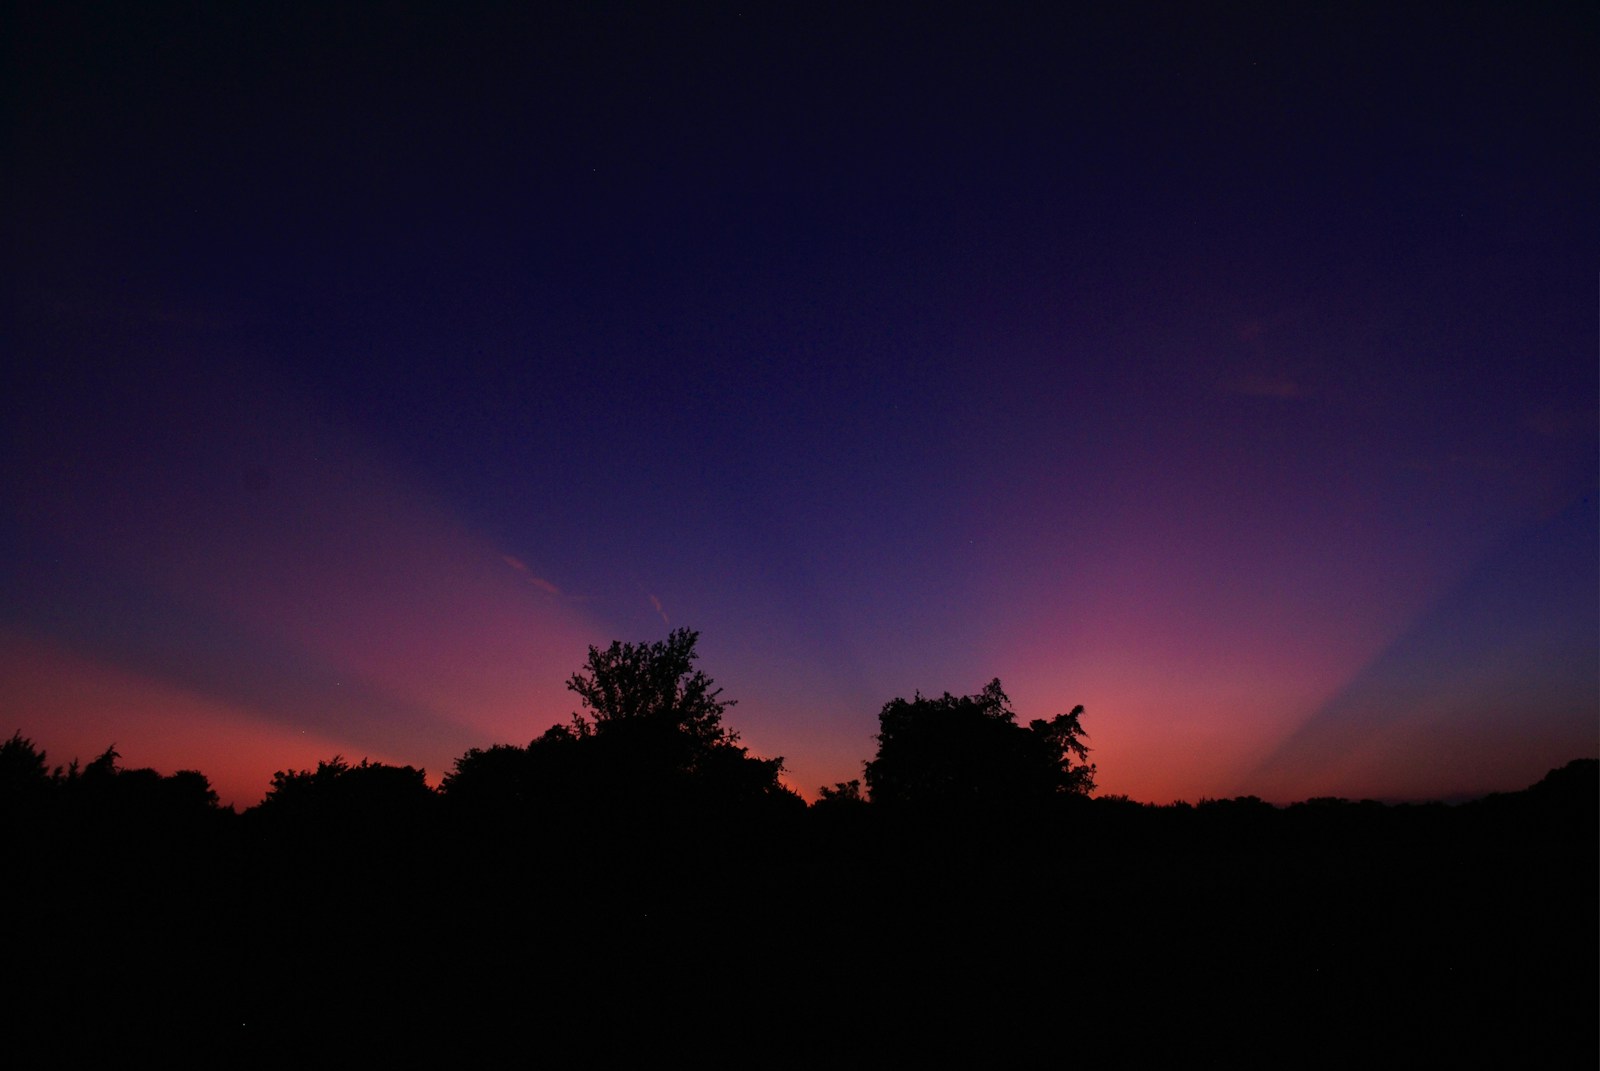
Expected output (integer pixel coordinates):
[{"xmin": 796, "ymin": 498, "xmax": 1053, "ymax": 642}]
[
  {"xmin": 566, "ymin": 627, "xmax": 736, "ymax": 751},
  {"xmin": 259, "ymin": 755, "xmax": 433, "ymax": 823},
  {"xmin": 443, "ymin": 629, "xmax": 795, "ymax": 815},
  {"xmin": 863, "ymin": 679, "xmax": 1094, "ymax": 807},
  {"xmin": 1, "ymin": 731, "xmax": 53, "ymax": 801}
]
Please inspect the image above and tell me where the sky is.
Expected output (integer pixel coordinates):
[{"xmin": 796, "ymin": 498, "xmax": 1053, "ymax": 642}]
[{"xmin": 4, "ymin": 3, "xmax": 1595, "ymax": 808}]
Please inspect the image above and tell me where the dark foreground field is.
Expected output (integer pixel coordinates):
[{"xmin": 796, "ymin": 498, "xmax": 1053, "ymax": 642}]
[{"xmin": 8, "ymin": 761, "xmax": 1594, "ymax": 1065}]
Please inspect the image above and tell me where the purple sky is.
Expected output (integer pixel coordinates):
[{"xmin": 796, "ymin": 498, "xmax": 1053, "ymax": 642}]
[{"xmin": 5, "ymin": 4, "xmax": 1595, "ymax": 806}]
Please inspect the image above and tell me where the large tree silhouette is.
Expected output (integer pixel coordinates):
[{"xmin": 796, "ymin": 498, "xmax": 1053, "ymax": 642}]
[
  {"xmin": 566, "ymin": 627, "xmax": 735, "ymax": 749},
  {"xmin": 864, "ymin": 679, "xmax": 1094, "ymax": 807},
  {"xmin": 444, "ymin": 629, "xmax": 796, "ymax": 816}
]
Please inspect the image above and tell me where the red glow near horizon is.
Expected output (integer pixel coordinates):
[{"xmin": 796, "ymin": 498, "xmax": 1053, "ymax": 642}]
[
  {"xmin": 0, "ymin": 633, "xmax": 361, "ymax": 809},
  {"xmin": 3, "ymin": 363, "xmax": 611, "ymax": 806}
]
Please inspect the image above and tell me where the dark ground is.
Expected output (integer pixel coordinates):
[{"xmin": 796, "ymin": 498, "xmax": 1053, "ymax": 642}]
[{"xmin": 7, "ymin": 762, "xmax": 1594, "ymax": 1065}]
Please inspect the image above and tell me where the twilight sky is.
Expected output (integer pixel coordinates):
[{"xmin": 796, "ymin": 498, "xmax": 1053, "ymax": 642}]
[{"xmin": 5, "ymin": 4, "xmax": 1595, "ymax": 807}]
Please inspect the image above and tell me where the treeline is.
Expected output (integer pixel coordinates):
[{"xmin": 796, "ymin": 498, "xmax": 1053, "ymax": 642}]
[
  {"xmin": 0, "ymin": 628, "xmax": 1101, "ymax": 830},
  {"xmin": 5, "ymin": 724, "xmax": 1593, "ymax": 837},
  {"xmin": 3, "ymin": 630, "xmax": 1595, "ymax": 1059},
  {"xmin": 3, "ymin": 624, "xmax": 1590, "ymax": 837},
  {"xmin": 4, "ymin": 721, "xmax": 1592, "ymax": 861}
]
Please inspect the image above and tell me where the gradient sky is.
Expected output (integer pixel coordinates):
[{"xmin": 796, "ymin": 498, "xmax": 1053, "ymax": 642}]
[{"xmin": 5, "ymin": 4, "xmax": 1595, "ymax": 807}]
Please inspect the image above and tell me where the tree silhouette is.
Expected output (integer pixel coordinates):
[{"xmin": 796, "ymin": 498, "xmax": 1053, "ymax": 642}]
[
  {"xmin": 44, "ymin": 743, "xmax": 224, "ymax": 821},
  {"xmin": 0, "ymin": 730, "xmax": 53, "ymax": 802},
  {"xmin": 444, "ymin": 630, "xmax": 797, "ymax": 820},
  {"xmin": 561, "ymin": 629, "xmax": 796, "ymax": 811},
  {"xmin": 440, "ymin": 742, "xmax": 540, "ymax": 811},
  {"xmin": 814, "ymin": 779, "xmax": 865, "ymax": 806},
  {"xmin": 567, "ymin": 627, "xmax": 736, "ymax": 751},
  {"xmin": 259, "ymin": 755, "xmax": 434, "ymax": 825},
  {"xmin": 864, "ymin": 679, "xmax": 1094, "ymax": 807}
]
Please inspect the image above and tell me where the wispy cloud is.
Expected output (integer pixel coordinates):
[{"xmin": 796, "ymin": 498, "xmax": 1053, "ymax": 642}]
[
  {"xmin": 647, "ymin": 591, "xmax": 669, "ymax": 626},
  {"xmin": 503, "ymin": 555, "xmax": 562, "ymax": 596}
]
